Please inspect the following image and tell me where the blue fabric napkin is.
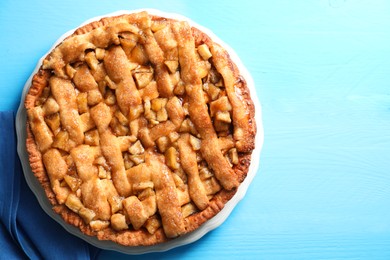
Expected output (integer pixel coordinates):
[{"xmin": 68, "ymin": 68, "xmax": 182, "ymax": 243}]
[{"xmin": 0, "ymin": 111, "xmax": 101, "ymax": 260}]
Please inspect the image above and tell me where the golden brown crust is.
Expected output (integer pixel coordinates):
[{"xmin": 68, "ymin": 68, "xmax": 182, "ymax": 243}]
[
  {"xmin": 24, "ymin": 11, "xmax": 256, "ymax": 246},
  {"xmin": 191, "ymin": 27, "xmax": 256, "ymax": 152}
]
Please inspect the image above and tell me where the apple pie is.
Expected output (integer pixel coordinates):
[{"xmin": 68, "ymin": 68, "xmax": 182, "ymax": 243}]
[{"xmin": 24, "ymin": 11, "xmax": 256, "ymax": 246}]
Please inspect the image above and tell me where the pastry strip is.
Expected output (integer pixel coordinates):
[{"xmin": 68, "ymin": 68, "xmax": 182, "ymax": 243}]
[
  {"xmin": 123, "ymin": 196, "xmax": 149, "ymax": 230},
  {"xmin": 42, "ymin": 148, "xmax": 70, "ymax": 204},
  {"xmin": 90, "ymin": 103, "xmax": 132, "ymax": 197},
  {"xmin": 50, "ymin": 76, "xmax": 84, "ymax": 145},
  {"xmin": 166, "ymin": 96, "xmax": 185, "ymax": 128},
  {"xmin": 147, "ymin": 150, "xmax": 184, "ymax": 238},
  {"xmin": 27, "ymin": 107, "xmax": 53, "ymax": 152},
  {"xmin": 70, "ymin": 145, "xmax": 99, "ymax": 181},
  {"xmin": 149, "ymin": 120, "xmax": 177, "ymax": 140},
  {"xmin": 71, "ymin": 145, "xmax": 115, "ymax": 220},
  {"xmin": 172, "ymin": 21, "xmax": 238, "ymax": 190},
  {"xmin": 73, "ymin": 64, "xmax": 98, "ymax": 92},
  {"xmin": 122, "ymin": 166, "xmax": 156, "ymax": 230},
  {"xmin": 143, "ymin": 25, "xmax": 174, "ymax": 97},
  {"xmin": 104, "ymin": 46, "xmax": 142, "ymax": 116},
  {"xmin": 81, "ymin": 179, "xmax": 117, "ymax": 221},
  {"xmin": 210, "ymin": 44, "xmax": 254, "ymax": 152},
  {"xmin": 178, "ymin": 134, "xmax": 209, "ymax": 210}
]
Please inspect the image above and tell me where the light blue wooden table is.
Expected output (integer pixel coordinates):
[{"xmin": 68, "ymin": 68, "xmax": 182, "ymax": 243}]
[{"xmin": 1, "ymin": 1, "xmax": 389, "ymax": 259}]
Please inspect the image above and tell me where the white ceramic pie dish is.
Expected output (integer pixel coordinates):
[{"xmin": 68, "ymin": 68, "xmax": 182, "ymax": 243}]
[{"xmin": 15, "ymin": 9, "xmax": 264, "ymax": 254}]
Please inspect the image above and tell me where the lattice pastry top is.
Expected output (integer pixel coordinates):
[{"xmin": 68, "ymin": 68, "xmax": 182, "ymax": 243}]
[{"xmin": 25, "ymin": 11, "xmax": 256, "ymax": 246}]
